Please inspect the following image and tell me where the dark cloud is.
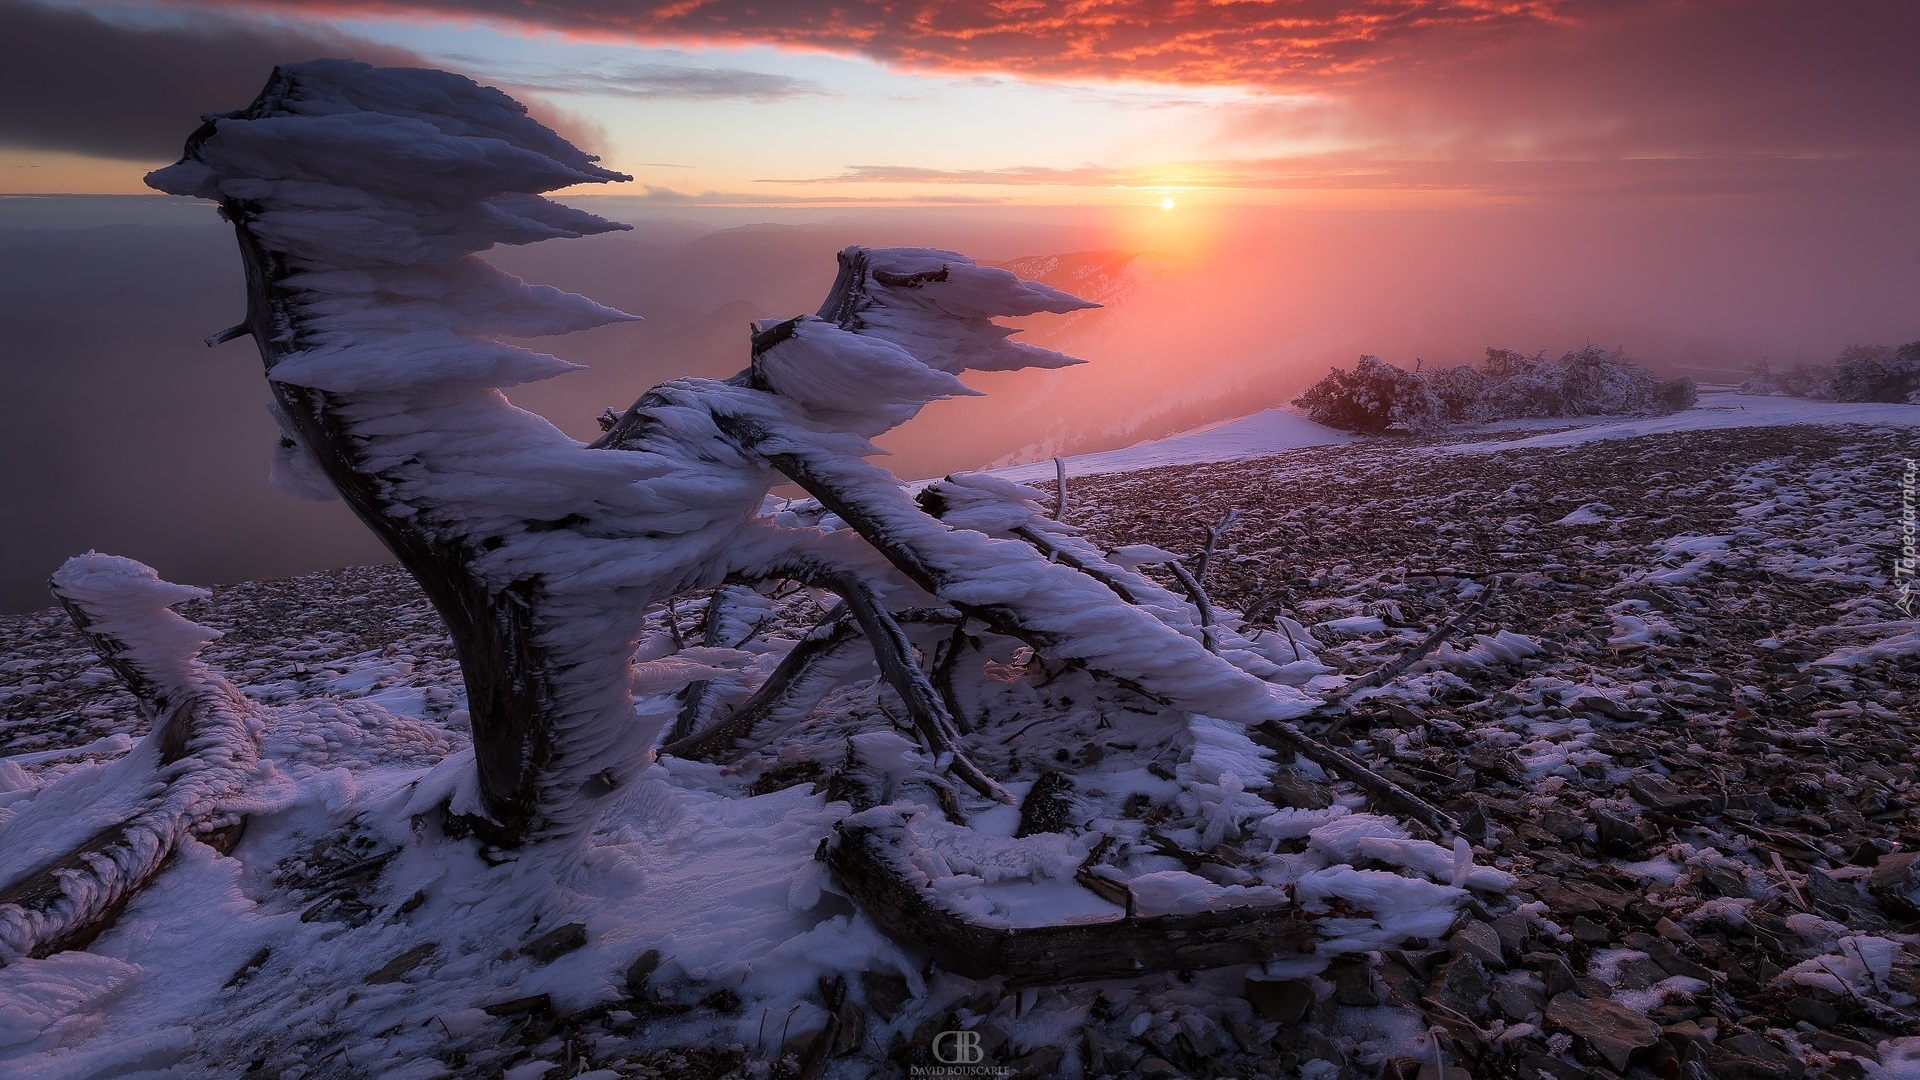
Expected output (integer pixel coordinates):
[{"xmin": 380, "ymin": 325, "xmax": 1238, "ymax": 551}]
[
  {"xmin": 0, "ymin": 2, "xmax": 615, "ymax": 167},
  {"xmin": 460, "ymin": 57, "xmax": 826, "ymax": 102},
  {"xmin": 0, "ymin": 1, "xmax": 420, "ymax": 159},
  {"xmin": 0, "ymin": 0, "xmax": 427, "ymax": 160}
]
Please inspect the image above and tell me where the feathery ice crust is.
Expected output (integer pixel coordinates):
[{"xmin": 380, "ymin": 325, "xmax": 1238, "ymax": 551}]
[{"xmin": 143, "ymin": 61, "xmax": 1105, "ymax": 843}]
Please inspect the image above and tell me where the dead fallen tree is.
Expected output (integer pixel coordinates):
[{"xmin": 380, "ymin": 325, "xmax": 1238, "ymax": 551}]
[
  {"xmin": 13, "ymin": 59, "xmax": 1492, "ymax": 998},
  {"xmin": 0, "ymin": 555, "xmax": 264, "ymax": 965}
]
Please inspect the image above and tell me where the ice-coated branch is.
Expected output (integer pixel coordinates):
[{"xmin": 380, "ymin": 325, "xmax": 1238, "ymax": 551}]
[
  {"xmin": 710, "ymin": 400, "xmax": 1291, "ymax": 710},
  {"xmin": 1051, "ymin": 456, "xmax": 1069, "ymax": 521},
  {"xmin": 666, "ymin": 585, "xmax": 756, "ymax": 745},
  {"xmin": 1193, "ymin": 508, "xmax": 1239, "ymax": 586},
  {"xmin": 0, "ymin": 555, "xmax": 265, "ymax": 964},
  {"xmin": 814, "ymin": 571, "xmax": 1011, "ymax": 804},
  {"xmin": 702, "ymin": 412, "xmax": 1460, "ymax": 831},
  {"xmin": 660, "ymin": 605, "xmax": 867, "ymax": 762},
  {"xmin": 1321, "ymin": 577, "xmax": 1504, "ymax": 736},
  {"xmin": 1166, "ymin": 559, "xmax": 1219, "ymax": 653}
]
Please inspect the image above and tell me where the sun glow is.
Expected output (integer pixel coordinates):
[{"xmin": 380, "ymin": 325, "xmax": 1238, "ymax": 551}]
[{"xmin": 1159, "ymin": 196, "xmax": 1177, "ymax": 210}]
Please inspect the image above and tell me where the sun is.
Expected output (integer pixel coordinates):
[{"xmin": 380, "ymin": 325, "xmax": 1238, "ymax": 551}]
[{"xmin": 1159, "ymin": 196, "xmax": 1177, "ymax": 211}]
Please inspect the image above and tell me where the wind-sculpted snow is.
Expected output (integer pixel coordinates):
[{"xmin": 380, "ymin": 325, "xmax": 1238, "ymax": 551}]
[
  {"xmin": 148, "ymin": 62, "xmax": 766, "ymax": 843},
  {"xmin": 0, "ymin": 556, "xmax": 269, "ymax": 964},
  {"xmin": 751, "ymin": 248, "xmax": 1095, "ymax": 438},
  {"xmin": 706, "ymin": 386, "xmax": 1319, "ymax": 722}
]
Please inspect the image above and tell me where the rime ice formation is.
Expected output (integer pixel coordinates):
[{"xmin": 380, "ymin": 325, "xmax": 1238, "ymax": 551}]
[{"xmin": 143, "ymin": 61, "xmax": 1413, "ymax": 856}]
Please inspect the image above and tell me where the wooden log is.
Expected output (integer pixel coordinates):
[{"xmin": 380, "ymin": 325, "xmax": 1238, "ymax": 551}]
[{"xmin": 825, "ymin": 820, "xmax": 1316, "ymax": 987}]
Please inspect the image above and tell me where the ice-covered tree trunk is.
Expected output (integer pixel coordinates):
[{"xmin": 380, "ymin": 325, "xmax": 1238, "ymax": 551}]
[{"xmin": 147, "ymin": 62, "xmax": 767, "ymax": 846}]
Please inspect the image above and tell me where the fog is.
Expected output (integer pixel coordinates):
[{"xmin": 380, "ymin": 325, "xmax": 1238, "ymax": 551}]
[{"xmin": 2, "ymin": 193, "xmax": 1914, "ymax": 613}]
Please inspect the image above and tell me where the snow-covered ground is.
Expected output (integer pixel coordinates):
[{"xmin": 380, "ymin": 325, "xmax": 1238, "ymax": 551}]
[
  {"xmin": 1435, "ymin": 391, "xmax": 1920, "ymax": 453},
  {"xmin": 992, "ymin": 408, "xmax": 1359, "ymax": 483},
  {"xmin": 6, "ymin": 392, "xmax": 1919, "ymax": 1078},
  {"xmin": 992, "ymin": 391, "xmax": 1918, "ymax": 486}
]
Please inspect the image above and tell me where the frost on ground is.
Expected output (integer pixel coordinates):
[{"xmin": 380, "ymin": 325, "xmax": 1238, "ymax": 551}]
[{"xmin": 3, "ymin": 412, "xmax": 1917, "ymax": 1079}]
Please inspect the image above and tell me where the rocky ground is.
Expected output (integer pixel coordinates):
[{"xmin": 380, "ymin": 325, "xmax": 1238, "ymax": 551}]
[{"xmin": 3, "ymin": 421, "xmax": 1916, "ymax": 1079}]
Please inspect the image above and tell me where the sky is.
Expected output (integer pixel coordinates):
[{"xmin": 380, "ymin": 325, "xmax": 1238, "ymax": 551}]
[
  {"xmin": 1, "ymin": 0, "xmax": 1918, "ymax": 611},
  {"xmin": 3, "ymin": 0, "xmax": 1916, "ymax": 208}
]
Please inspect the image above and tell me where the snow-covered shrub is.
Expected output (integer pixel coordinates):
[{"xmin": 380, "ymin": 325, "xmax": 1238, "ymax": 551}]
[
  {"xmin": 1557, "ymin": 345, "xmax": 1658, "ymax": 415},
  {"xmin": 1292, "ymin": 355, "xmax": 1446, "ymax": 434},
  {"xmin": 1737, "ymin": 360, "xmax": 1777, "ymax": 396},
  {"xmin": 1299, "ymin": 346, "xmax": 1692, "ymax": 433},
  {"xmin": 1477, "ymin": 347, "xmax": 1570, "ymax": 418},
  {"xmin": 1746, "ymin": 361, "xmax": 1830, "ymax": 398},
  {"xmin": 1820, "ymin": 341, "xmax": 1920, "ymax": 403},
  {"xmin": 1778, "ymin": 364, "xmax": 1830, "ymax": 397},
  {"xmin": 1654, "ymin": 374, "xmax": 1699, "ymax": 412},
  {"xmin": 1428, "ymin": 363, "xmax": 1494, "ymax": 424},
  {"xmin": 1736, "ymin": 360, "xmax": 1782, "ymax": 396}
]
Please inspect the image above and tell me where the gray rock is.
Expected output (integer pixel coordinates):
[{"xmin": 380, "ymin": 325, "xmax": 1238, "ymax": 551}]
[
  {"xmin": 1492, "ymin": 978, "xmax": 1546, "ymax": 1022},
  {"xmin": 1546, "ymin": 991, "xmax": 1661, "ymax": 1072},
  {"xmin": 1245, "ymin": 978, "xmax": 1314, "ymax": 1025},
  {"xmin": 1630, "ymin": 775, "xmax": 1710, "ymax": 812},
  {"xmin": 860, "ymin": 970, "xmax": 912, "ymax": 1020},
  {"xmin": 1135, "ymin": 1055, "xmax": 1183, "ymax": 1079},
  {"xmin": 1527, "ymin": 952, "xmax": 1579, "ymax": 1000},
  {"xmin": 1613, "ymin": 956, "xmax": 1670, "ymax": 991},
  {"xmin": 1569, "ymin": 916, "xmax": 1613, "ymax": 944},
  {"xmin": 1450, "ymin": 920, "xmax": 1506, "ymax": 968},
  {"xmin": 623, "ymin": 949, "xmax": 661, "ymax": 997},
  {"xmin": 1491, "ymin": 914, "xmax": 1533, "ymax": 956},
  {"xmin": 1868, "ymin": 851, "xmax": 1920, "ymax": 919},
  {"xmin": 1784, "ymin": 997, "xmax": 1837, "ymax": 1028},
  {"xmin": 1423, "ymin": 954, "xmax": 1491, "ymax": 1021},
  {"xmin": 1326, "ymin": 955, "xmax": 1380, "ymax": 1006}
]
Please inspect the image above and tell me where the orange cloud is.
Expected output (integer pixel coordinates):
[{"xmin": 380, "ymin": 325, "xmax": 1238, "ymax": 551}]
[
  {"xmin": 152, "ymin": 0, "xmax": 1585, "ymax": 89},
  {"xmin": 142, "ymin": 0, "xmax": 1918, "ymax": 169}
]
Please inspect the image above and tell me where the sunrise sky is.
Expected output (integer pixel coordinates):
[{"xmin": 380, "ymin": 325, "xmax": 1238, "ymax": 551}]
[{"xmin": 4, "ymin": 0, "xmax": 1915, "ymax": 209}]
